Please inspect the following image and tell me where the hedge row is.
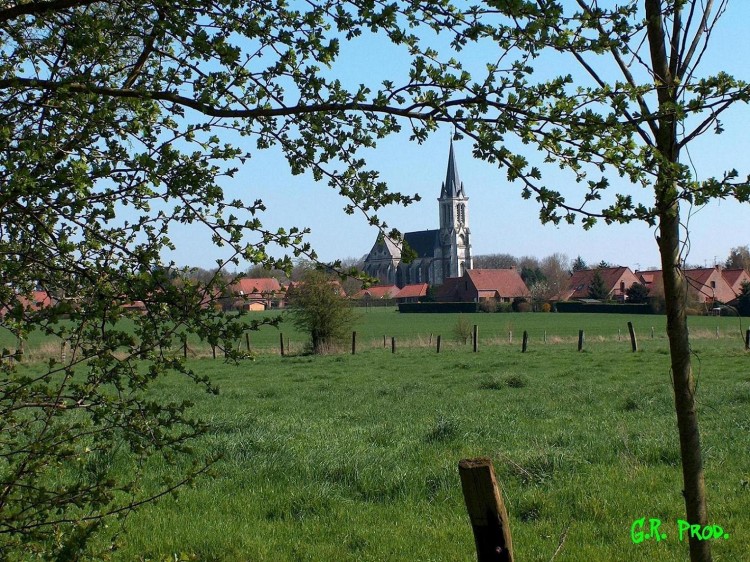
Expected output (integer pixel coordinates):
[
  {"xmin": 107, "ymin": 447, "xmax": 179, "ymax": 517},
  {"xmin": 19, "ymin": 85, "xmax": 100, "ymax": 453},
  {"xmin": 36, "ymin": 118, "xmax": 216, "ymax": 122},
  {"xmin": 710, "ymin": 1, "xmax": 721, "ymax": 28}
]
[
  {"xmin": 555, "ymin": 302, "xmax": 653, "ymax": 314},
  {"xmin": 398, "ymin": 302, "xmax": 479, "ymax": 313}
]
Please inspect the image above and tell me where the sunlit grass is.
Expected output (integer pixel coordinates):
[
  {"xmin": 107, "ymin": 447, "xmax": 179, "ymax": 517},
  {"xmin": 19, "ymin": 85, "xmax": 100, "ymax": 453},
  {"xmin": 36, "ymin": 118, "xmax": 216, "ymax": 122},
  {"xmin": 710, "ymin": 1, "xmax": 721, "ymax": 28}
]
[{"xmin": 93, "ymin": 335, "xmax": 750, "ymax": 561}]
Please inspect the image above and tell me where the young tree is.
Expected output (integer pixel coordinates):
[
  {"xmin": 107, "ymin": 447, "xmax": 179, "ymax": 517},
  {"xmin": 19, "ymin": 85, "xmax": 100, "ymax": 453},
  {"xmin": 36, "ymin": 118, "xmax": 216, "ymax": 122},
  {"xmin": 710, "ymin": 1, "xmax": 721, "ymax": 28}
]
[
  {"xmin": 443, "ymin": 3, "xmax": 750, "ymax": 560},
  {"xmin": 737, "ymin": 281, "xmax": 750, "ymax": 316},
  {"xmin": 626, "ymin": 282, "xmax": 651, "ymax": 304},
  {"xmin": 587, "ymin": 271, "xmax": 609, "ymax": 300},
  {"xmin": 725, "ymin": 245, "xmax": 750, "ymax": 271},
  {"xmin": 571, "ymin": 256, "xmax": 588, "ymax": 272},
  {"xmin": 286, "ymin": 271, "xmax": 356, "ymax": 354}
]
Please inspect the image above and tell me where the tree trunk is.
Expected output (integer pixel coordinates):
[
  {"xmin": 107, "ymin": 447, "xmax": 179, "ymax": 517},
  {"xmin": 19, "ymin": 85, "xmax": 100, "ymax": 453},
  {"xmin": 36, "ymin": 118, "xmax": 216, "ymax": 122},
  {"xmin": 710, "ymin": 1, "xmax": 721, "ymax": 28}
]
[
  {"xmin": 646, "ymin": 2, "xmax": 712, "ymax": 558},
  {"xmin": 658, "ymin": 202, "xmax": 711, "ymax": 562}
]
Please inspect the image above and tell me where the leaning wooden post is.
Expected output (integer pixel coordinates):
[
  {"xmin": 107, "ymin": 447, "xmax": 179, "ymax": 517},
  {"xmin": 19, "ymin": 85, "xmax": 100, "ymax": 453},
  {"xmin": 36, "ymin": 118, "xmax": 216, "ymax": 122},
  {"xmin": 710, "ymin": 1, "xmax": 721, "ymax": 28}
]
[
  {"xmin": 279, "ymin": 333, "xmax": 285, "ymax": 357},
  {"xmin": 627, "ymin": 321, "xmax": 638, "ymax": 352},
  {"xmin": 436, "ymin": 335, "xmax": 441, "ymax": 353},
  {"xmin": 351, "ymin": 331, "xmax": 357, "ymax": 355},
  {"xmin": 391, "ymin": 336, "xmax": 396, "ymax": 354},
  {"xmin": 473, "ymin": 325, "xmax": 479, "ymax": 353},
  {"xmin": 522, "ymin": 331, "xmax": 528, "ymax": 353},
  {"xmin": 183, "ymin": 339, "xmax": 188, "ymax": 359},
  {"xmin": 745, "ymin": 329, "xmax": 749, "ymax": 350},
  {"xmin": 383, "ymin": 334, "xmax": 386, "ymax": 348},
  {"xmin": 577, "ymin": 330, "xmax": 584, "ymax": 352},
  {"xmin": 458, "ymin": 458, "xmax": 514, "ymax": 562},
  {"xmin": 245, "ymin": 333, "xmax": 251, "ymax": 352}
]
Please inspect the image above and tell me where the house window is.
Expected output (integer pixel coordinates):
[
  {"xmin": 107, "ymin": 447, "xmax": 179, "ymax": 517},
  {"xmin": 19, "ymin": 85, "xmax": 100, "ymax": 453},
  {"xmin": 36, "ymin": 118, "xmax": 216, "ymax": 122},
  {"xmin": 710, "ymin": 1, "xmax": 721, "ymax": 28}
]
[{"xmin": 710, "ymin": 280, "xmax": 716, "ymax": 289}]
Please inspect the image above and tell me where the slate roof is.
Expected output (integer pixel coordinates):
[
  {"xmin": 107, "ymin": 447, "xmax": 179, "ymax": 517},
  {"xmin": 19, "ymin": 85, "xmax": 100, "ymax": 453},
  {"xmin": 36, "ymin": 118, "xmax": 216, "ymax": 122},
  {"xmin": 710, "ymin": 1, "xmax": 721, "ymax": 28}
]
[
  {"xmin": 441, "ymin": 141, "xmax": 465, "ymax": 198},
  {"xmin": 403, "ymin": 230, "xmax": 439, "ymax": 258}
]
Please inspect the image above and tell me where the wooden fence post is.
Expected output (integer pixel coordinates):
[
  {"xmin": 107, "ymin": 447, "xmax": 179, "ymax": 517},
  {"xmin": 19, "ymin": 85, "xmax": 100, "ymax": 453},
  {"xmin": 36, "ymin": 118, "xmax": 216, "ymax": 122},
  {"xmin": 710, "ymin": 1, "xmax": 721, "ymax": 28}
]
[
  {"xmin": 391, "ymin": 336, "xmax": 396, "ymax": 354},
  {"xmin": 459, "ymin": 458, "xmax": 514, "ymax": 562},
  {"xmin": 473, "ymin": 325, "xmax": 479, "ymax": 353},
  {"xmin": 383, "ymin": 334, "xmax": 386, "ymax": 348},
  {"xmin": 351, "ymin": 331, "xmax": 357, "ymax": 355},
  {"xmin": 627, "ymin": 321, "xmax": 638, "ymax": 352},
  {"xmin": 437, "ymin": 335, "xmax": 441, "ymax": 353},
  {"xmin": 212, "ymin": 345, "xmax": 216, "ymax": 359},
  {"xmin": 745, "ymin": 329, "xmax": 749, "ymax": 350},
  {"xmin": 577, "ymin": 330, "xmax": 584, "ymax": 352},
  {"xmin": 246, "ymin": 333, "xmax": 251, "ymax": 352},
  {"xmin": 508, "ymin": 331, "xmax": 512, "ymax": 344},
  {"xmin": 522, "ymin": 331, "xmax": 528, "ymax": 353},
  {"xmin": 716, "ymin": 326, "xmax": 719, "ymax": 339},
  {"xmin": 183, "ymin": 339, "xmax": 188, "ymax": 359},
  {"xmin": 279, "ymin": 333, "xmax": 285, "ymax": 357},
  {"xmin": 618, "ymin": 328, "xmax": 621, "ymax": 341},
  {"xmin": 651, "ymin": 326, "xmax": 654, "ymax": 339},
  {"xmin": 60, "ymin": 341, "xmax": 66, "ymax": 362}
]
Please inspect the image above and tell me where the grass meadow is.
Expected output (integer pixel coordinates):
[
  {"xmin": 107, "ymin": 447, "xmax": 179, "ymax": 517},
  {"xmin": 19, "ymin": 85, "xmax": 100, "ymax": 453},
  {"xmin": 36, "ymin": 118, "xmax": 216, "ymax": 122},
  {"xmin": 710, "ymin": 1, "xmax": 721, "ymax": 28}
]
[{"xmin": 6, "ymin": 309, "xmax": 750, "ymax": 560}]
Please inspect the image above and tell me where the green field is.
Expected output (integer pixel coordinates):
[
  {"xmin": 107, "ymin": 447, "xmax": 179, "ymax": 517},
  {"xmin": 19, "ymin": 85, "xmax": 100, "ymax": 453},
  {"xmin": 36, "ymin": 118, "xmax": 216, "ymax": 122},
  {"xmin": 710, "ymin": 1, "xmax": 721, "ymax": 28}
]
[{"xmin": 7, "ymin": 311, "xmax": 750, "ymax": 560}]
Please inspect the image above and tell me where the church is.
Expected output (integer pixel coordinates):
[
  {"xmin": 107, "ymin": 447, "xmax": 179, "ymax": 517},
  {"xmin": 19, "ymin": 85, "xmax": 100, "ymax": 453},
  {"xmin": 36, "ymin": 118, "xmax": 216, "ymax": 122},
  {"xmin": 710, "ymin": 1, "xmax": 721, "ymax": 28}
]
[{"xmin": 363, "ymin": 142, "xmax": 473, "ymax": 288}]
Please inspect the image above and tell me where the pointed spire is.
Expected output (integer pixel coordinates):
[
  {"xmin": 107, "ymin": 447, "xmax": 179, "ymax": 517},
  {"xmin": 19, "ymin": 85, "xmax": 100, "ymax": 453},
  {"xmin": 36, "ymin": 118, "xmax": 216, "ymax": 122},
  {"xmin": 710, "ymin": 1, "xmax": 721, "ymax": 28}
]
[{"xmin": 441, "ymin": 140, "xmax": 464, "ymax": 199}]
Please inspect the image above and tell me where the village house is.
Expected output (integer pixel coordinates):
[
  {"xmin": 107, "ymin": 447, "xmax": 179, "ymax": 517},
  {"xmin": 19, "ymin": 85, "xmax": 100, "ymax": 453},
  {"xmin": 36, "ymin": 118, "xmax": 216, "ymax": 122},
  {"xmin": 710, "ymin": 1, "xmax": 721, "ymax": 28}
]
[
  {"xmin": 637, "ymin": 266, "xmax": 736, "ymax": 304},
  {"xmin": 722, "ymin": 268, "xmax": 750, "ymax": 300},
  {"xmin": 561, "ymin": 266, "xmax": 641, "ymax": 302},
  {"xmin": 437, "ymin": 269, "xmax": 530, "ymax": 303},
  {"xmin": 229, "ymin": 277, "xmax": 283, "ymax": 311},
  {"xmin": 0, "ymin": 290, "xmax": 53, "ymax": 317},
  {"xmin": 351, "ymin": 285, "xmax": 398, "ymax": 301},
  {"xmin": 394, "ymin": 283, "xmax": 429, "ymax": 304}
]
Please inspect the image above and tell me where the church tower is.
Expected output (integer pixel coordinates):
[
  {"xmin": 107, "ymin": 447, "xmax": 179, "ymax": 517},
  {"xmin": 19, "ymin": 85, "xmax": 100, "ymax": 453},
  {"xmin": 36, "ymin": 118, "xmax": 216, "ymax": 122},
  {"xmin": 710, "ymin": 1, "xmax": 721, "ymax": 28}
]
[{"xmin": 438, "ymin": 141, "xmax": 472, "ymax": 281}]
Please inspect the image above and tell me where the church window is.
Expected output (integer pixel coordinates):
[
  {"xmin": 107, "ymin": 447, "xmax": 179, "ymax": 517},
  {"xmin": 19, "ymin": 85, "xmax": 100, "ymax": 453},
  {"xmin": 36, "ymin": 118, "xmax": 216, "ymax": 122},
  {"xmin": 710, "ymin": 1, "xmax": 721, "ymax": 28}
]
[{"xmin": 457, "ymin": 203, "xmax": 465, "ymax": 224}]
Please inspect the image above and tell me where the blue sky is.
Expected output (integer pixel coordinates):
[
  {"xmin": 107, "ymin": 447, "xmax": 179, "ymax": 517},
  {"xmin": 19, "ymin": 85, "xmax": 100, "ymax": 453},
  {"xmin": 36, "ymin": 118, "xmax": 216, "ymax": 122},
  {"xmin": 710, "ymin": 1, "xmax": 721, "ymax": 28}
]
[{"xmin": 167, "ymin": 2, "xmax": 750, "ymax": 273}]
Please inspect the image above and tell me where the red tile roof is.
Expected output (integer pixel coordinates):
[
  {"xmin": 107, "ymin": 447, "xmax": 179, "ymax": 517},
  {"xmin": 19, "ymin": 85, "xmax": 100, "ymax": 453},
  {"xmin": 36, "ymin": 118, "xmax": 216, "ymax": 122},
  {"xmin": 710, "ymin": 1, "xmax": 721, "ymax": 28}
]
[
  {"xmin": 722, "ymin": 269, "xmax": 750, "ymax": 295},
  {"xmin": 465, "ymin": 269, "xmax": 530, "ymax": 298},
  {"xmin": 352, "ymin": 285, "xmax": 398, "ymax": 299},
  {"xmin": 395, "ymin": 283, "xmax": 428, "ymax": 299},
  {"xmin": 567, "ymin": 267, "xmax": 638, "ymax": 300},
  {"xmin": 232, "ymin": 277, "xmax": 282, "ymax": 295},
  {"xmin": 636, "ymin": 267, "xmax": 736, "ymax": 303}
]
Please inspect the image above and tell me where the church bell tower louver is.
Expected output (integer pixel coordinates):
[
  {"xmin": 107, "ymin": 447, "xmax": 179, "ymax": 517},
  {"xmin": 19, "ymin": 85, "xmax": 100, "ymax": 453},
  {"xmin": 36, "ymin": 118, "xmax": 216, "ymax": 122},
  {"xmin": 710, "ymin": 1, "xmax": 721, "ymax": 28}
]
[{"xmin": 438, "ymin": 141, "xmax": 472, "ymax": 280}]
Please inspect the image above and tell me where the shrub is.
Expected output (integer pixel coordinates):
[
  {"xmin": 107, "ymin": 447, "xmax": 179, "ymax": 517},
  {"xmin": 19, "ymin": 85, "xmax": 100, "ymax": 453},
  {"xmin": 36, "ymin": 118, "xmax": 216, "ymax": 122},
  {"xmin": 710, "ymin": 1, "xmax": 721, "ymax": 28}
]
[
  {"xmin": 478, "ymin": 298, "xmax": 498, "ymax": 313},
  {"xmin": 453, "ymin": 314, "xmax": 472, "ymax": 343},
  {"xmin": 541, "ymin": 302, "xmax": 552, "ymax": 312}
]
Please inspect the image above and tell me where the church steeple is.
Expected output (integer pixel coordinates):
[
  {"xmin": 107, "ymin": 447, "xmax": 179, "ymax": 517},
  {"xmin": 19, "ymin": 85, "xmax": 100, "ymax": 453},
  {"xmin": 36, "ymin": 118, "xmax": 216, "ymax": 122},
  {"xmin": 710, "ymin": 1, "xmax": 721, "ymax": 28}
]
[
  {"xmin": 441, "ymin": 140, "xmax": 465, "ymax": 198},
  {"xmin": 438, "ymin": 140, "xmax": 472, "ymax": 281}
]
